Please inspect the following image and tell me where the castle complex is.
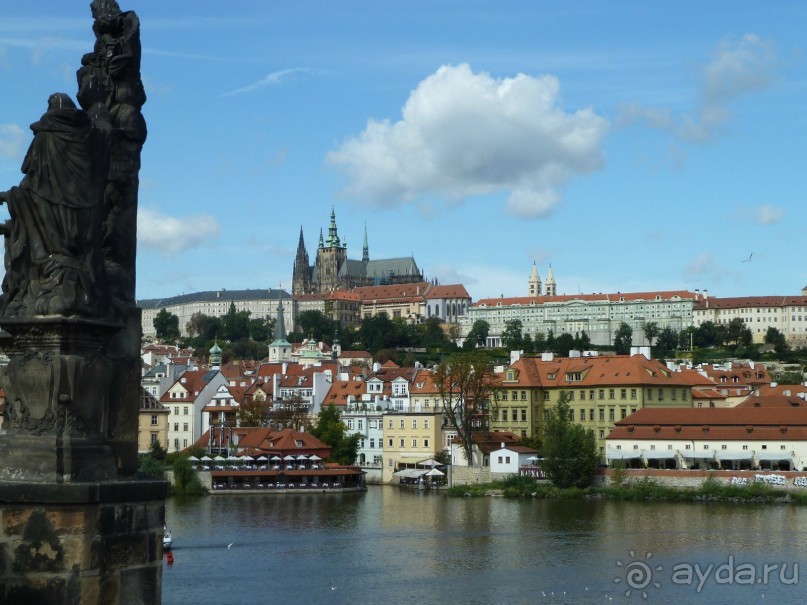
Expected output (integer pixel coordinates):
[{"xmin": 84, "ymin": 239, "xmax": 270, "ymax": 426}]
[{"xmin": 292, "ymin": 208, "xmax": 423, "ymax": 295}]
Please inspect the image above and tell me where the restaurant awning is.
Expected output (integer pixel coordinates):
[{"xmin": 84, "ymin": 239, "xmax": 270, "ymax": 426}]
[
  {"xmin": 642, "ymin": 450, "xmax": 677, "ymax": 460},
  {"xmin": 756, "ymin": 452, "xmax": 794, "ymax": 461},
  {"xmin": 716, "ymin": 451, "xmax": 753, "ymax": 461},
  {"xmin": 606, "ymin": 448, "xmax": 642, "ymax": 460},
  {"xmin": 394, "ymin": 469, "xmax": 427, "ymax": 478}
]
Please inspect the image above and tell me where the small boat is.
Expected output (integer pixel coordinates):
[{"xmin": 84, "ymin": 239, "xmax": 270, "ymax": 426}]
[{"xmin": 163, "ymin": 525, "xmax": 173, "ymax": 551}]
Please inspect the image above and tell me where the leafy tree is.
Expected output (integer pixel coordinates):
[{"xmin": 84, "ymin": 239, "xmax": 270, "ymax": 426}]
[
  {"xmin": 434, "ymin": 351, "xmax": 497, "ymax": 466},
  {"xmin": 542, "ymin": 392, "xmax": 599, "ymax": 488},
  {"xmin": 138, "ymin": 453, "xmax": 165, "ymax": 478},
  {"xmin": 573, "ymin": 330, "xmax": 591, "ymax": 352},
  {"xmin": 521, "ymin": 333, "xmax": 535, "ymax": 355},
  {"xmin": 643, "ymin": 321, "xmax": 660, "ymax": 347},
  {"xmin": 270, "ymin": 394, "xmax": 312, "ymax": 431},
  {"xmin": 776, "ymin": 370, "xmax": 803, "ymax": 385},
  {"xmin": 765, "ymin": 327, "xmax": 789, "ymax": 354},
  {"xmin": 248, "ymin": 317, "xmax": 274, "ymax": 342},
  {"xmin": 463, "ymin": 320, "xmax": 490, "ymax": 350},
  {"xmin": 230, "ymin": 338, "xmax": 267, "ymax": 361},
  {"xmin": 310, "ymin": 404, "xmax": 360, "ymax": 464},
  {"xmin": 420, "ymin": 316, "xmax": 452, "ymax": 350},
  {"xmin": 297, "ymin": 310, "xmax": 335, "ymax": 342},
  {"xmin": 655, "ymin": 327, "xmax": 679, "ymax": 356},
  {"xmin": 613, "ymin": 322, "xmax": 632, "ymax": 355},
  {"xmin": 149, "ymin": 439, "xmax": 168, "ymax": 462},
  {"xmin": 545, "ymin": 329, "xmax": 556, "ymax": 353},
  {"xmin": 358, "ymin": 314, "xmax": 398, "ymax": 353},
  {"xmin": 554, "ymin": 332, "xmax": 575, "ymax": 355},
  {"xmin": 725, "ymin": 317, "xmax": 752, "ymax": 348},
  {"xmin": 171, "ymin": 456, "xmax": 207, "ymax": 496},
  {"xmin": 153, "ymin": 308, "xmax": 180, "ymax": 340},
  {"xmin": 532, "ymin": 331, "xmax": 547, "ymax": 353},
  {"xmin": 501, "ymin": 319, "xmax": 524, "ymax": 352},
  {"xmin": 237, "ymin": 398, "xmax": 270, "ymax": 427},
  {"xmin": 693, "ymin": 321, "xmax": 725, "ymax": 348},
  {"xmin": 221, "ymin": 301, "xmax": 251, "ymax": 342},
  {"xmin": 186, "ymin": 312, "xmax": 221, "ymax": 342}
]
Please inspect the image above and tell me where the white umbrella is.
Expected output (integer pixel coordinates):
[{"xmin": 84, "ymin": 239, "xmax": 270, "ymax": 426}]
[
  {"xmin": 188, "ymin": 455, "xmax": 200, "ymax": 461},
  {"xmin": 297, "ymin": 455, "xmax": 308, "ymax": 461},
  {"xmin": 424, "ymin": 468, "xmax": 445, "ymax": 477},
  {"xmin": 271, "ymin": 456, "xmax": 281, "ymax": 461},
  {"xmin": 284, "ymin": 455, "xmax": 296, "ymax": 461},
  {"xmin": 201, "ymin": 455, "xmax": 212, "ymax": 461},
  {"xmin": 526, "ymin": 456, "xmax": 540, "ymax": 462},
  {"xmin": 242, "ymin": 455, "xmax": 255, "ymax": 461},
  {"xmin": 257, "ymin": 455, "xmax": 268, "ymax": 461},
  {"xmin": 308, "ymin": 454, "xmax": 322, "ymax": 461},
  {"xmin": 417, "ymin": 458, "xmax": 441, "ymax": 467},
  {"xmin": 213, "ymin": 455, "xmax": 225, "ymax": 461},
  {"xmin": 227, "ymin": 455, "xmax": 240, "ymax": 462}
]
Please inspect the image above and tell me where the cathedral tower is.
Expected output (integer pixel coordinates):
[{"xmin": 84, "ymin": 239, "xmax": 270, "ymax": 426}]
[
  {"xmin": 528, "ymin": 261, "xmax": 542, "ymax": 296},
  {"xmin": 292, "ymin": 226, "xmax": 311, "ymax": 295}
]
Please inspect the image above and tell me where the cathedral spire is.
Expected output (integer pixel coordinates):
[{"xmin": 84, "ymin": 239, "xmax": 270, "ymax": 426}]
[
  {"xmin": 326, "ymin": 205, "xmax": 341, "ymax": 248},
  {"xmin": 318, "ymin": 228, "xmax": 324, "ymax": 249},
  {"xmin": 362, "ymin": 222, "xmax": 369, "ymax": 263},
  {"xmin": 528, "ymin": 261, "xmax": 542, "ymax": 297},
  {"xmin": 545, "ymin": 264, "xmax": 556, "ymax": 297}
]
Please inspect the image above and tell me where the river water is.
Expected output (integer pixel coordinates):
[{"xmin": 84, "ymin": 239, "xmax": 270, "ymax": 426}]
[{"xmin": 162, "ymin": 487, "xmax": 806, "ymax": 605}]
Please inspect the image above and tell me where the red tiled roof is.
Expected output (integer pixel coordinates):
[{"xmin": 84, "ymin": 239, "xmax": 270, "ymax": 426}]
[
  {"xmin": 424, "ymin": 284, "xmax": 470, "ymax": 299},
  {"xmin": 322, "ymin": 380, "xmax": 364, "ymax": 407},
  {"xmin": 694, "ymin": 296, "xmax": 807, "ymax": 310}
]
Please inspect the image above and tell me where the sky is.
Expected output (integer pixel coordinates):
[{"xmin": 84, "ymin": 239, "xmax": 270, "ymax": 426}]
[{"xmin": 0, "ymin": 1, "xmax": 805, "ymax": 303}]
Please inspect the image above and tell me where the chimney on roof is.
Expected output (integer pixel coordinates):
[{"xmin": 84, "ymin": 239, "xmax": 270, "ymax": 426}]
[{"xmin": 501, "ymin": 442, "xmax": 505, "ymax": 449}]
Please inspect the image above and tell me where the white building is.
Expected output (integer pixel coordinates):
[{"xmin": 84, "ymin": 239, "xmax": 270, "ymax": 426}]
[{"xmin": 160, "ymin": 369, "xmax": 228, "ymax": 452}]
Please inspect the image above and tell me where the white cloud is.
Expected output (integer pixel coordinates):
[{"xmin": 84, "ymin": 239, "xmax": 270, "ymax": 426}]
[
  {"xmin": 685, "ymin": 252, "xmax": 719, "ymax": 277},
  {"xmin": 753, "ymin": 204, "xmax": 784, "ymax": 225},
  {"xmin": 328, "ymin": 63, "xmax": 608, "ymax": 219},
  {"xmin": 138, "ymin": 207, "xmax": 220, "ymax": 258},
  {"xmin": 617, "ymin": 34, "xmax": 777, "ymax": 144},
  {"xmin": 0, "ymin": 124, "xmax": 25, "ymax": 158},
  {"xmin": 223, "ymin": 68, "xmax": 327, "ymax": 97}
]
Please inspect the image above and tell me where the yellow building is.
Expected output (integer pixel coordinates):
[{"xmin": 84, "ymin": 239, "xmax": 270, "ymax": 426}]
[
  {"xmin": 382, "ymin": 411, "xmax": 443, "ymax": 483},
  {"xmin": 490, "ymin": 353, "xmax": 705, "ymax": 455},
  {"xmin": 138, "ymin": 390, "xmax": 169, "ymax": 453}
]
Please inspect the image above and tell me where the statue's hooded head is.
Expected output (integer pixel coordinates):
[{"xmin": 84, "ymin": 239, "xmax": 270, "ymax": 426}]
[
  {"xmin": 47, "ymin": 93, "xmax": 77, "ymax": 112},
  {"xmin": 90, "ymin": 0, "xmax": 121, "ymax": 21}
]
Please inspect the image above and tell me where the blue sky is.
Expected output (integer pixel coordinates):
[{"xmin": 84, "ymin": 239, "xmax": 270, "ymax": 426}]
[{"xmin": 1, "ymin": 1, "xmax": 805, "ymax": 302}]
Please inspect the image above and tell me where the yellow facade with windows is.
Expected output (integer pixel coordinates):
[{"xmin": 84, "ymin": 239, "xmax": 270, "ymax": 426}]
[{"xmin": 382, "ymin": 412, "xmax": 443, "ymax": 483}]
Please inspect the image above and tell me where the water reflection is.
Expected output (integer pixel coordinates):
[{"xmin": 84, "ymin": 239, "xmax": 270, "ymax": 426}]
[{"xmin": 164, "ymin": 488, "xmax": 807, "ymax": 605}]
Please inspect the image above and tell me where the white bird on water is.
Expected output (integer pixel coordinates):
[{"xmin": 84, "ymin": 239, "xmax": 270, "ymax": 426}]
[{"xmin": 227, "ymin": 543, "xmax": 234, "ymax": 549}]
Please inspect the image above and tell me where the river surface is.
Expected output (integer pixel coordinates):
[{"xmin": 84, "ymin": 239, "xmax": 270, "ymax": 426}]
[{"xmin": 162, "ymin": 487, "xmax": 806, "ymax": 605}]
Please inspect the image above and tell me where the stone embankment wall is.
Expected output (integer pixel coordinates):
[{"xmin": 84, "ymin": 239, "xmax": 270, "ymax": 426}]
[
  {"xmin": 449, "ymin": 466, "xmax": 519, "ymax": 486},
  {"xmin": 595, "ymin": 469, "xmax": 807, "ymax": 491}
]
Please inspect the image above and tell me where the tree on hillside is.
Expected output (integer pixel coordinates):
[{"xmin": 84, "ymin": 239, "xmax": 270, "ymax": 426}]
[
  {"xmin": 269, "ymin": 394, "xmax": 311, "ymax": 431},
  {"xmin": 613, "ymin": 322, "xmax": 632, "ymax": 355},
  {"xmin": 655, "ymin": 327, "xmax": 679, "ymax": 357},
  {"xmin": 725, "ymin": 317, "xmax": 752, "ymax": 348},
  {"xmin": 643, "ymin": 321, "xmax": 660, "ymax": 348},
  {"xmin": 297, "ymin": 310, "xmax": 335, "ymax": 343},
  {"xmin": 434, "ymin": 351, "xmax": 497, "ymax": 466},
  {"xmin": 221, "ymin": 301, "xmax": 251, "ymax": 341},
  {"xmin": 554, "ymin": 332, "xmax": 575, "ymax": 356},
  {"xmin": 153, "ymin": 308, "xmax": 180, "ymax": 340},
  {"xmin": 542, "ymin": 391, "xmax": 599, "ymax": 488},
  {"xmin": 501, "ymin": 319, "xmax": 524, "ymax": 352},
  {"xmin": 463, "ymin": 320, "xmax": 490, "ymax": 350},
  {"xmin": 237, "ymin": 398, "xmax": 270, "ymax": 427},
  {"xmin": 186, "ymin": 312, "xmax": 221, "ymax": 341},
  {"xmin": 310, "ymin": 404, "xmax": 359, "ymax": 464},
  {"xmin": 573, "ymin": 330, "xmax": 591, "ymax": 352},
  {"xmin": 765, "ymin": 327, "xmax": 789, "ymax": 355},
  {"xmin": 248, "ymin": 317, "xmax": 274, "ymax": 342}
]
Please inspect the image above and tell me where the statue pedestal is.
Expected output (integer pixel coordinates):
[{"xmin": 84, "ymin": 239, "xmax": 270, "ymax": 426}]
[{"xmin": 0, "ymin": 478, "xmax": 168, "ymax": 604}]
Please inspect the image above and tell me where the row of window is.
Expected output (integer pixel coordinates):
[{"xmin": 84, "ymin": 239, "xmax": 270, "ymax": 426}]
[
  {"xmin": 616, "ymin": 443, "xmax": 788, "ymax": 451},
  {"xmin": 568, "ymin": 388, "xmax": 688, "ymax": 402},
  {"xmin": 387, "ymin": 437, "xmax": 431, "ymax": 449}
]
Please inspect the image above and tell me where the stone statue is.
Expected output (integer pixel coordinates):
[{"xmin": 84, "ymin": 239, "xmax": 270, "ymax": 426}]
[
  {"xmin": 0, "ymin": 0, "xmax": 146, "ymax": 478},
  {"xmin": 0, "ymin": 93, "xmax": 107, "ymax": 317}
]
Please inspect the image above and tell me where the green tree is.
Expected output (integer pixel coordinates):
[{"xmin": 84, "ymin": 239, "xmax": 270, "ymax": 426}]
[
  {"xmin": 237, "ymin": 398, "xmax": 270, "ymax": 427},
  {"xmin": 310, "ymin": 404, "xmax": 359, "ymax": 464},
  {"xmin": 613, "ymin": 322, "xmax": 632, "ymax": 355},
  {"xmin": 248, "ymin": 317, "xmax": 274, "ymax": 342},
  {"xmin": 171, "ymin": 456, "xmax": 207, "ymax": 496},
  {"xmin": 725, "ymin": 317, "xmax": 752, "ymax": 348},
  {"xmin": 186, "ymin": 312, "xmax": 221, "ymax": 342},
  {"xmin": 297, "ymin": 310, "xmax": 335, "ymax": 342},
  {"xmin": 153, "ymin": 308, "xmax": 180, "ymax": 340},
  {"xmin": 463, "ymin": 320, "xmax": 490, "ymax": 350},
  {"xmin": 542, "ymin": 392, "xmax": 599, "ymax": 488},
  {"xmin": 270, "ymin": 394, "xmax": 312, "ymax": 431},
  {"xmin": 573, "ymin": 330, "xmax": 591, "ymax": 352},
  {"xmin": 434, "ymin": 351, "xmax": 497, "ymax": 466},
  {"xmin": 501, "ymin": 319, "xmax": 524, "ymax": 351},
  {"xmin": 554, "ymin": 332, "xmax": 574, "ymax": 355},
  {"xmin": 656, "ymin": 327, "xmax": 679, "ymax": 356},
  {"xmin": 643, "ymin": 321, "xmax": 660, "ymax": 348},
  {"xmin": 221, "ymin": 301, "xmax": 251, "ymax": 341}
]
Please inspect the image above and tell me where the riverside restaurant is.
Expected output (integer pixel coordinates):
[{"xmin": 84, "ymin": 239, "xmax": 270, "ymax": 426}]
[{"xmin": 194, "ymin": 426, "xmax": 366, "ymax": 493}]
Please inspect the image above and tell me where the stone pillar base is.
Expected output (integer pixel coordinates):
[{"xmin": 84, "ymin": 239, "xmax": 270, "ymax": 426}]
[{"xmin": 0, "ymin": 477, "xmax": 168, "ymax": 605}]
